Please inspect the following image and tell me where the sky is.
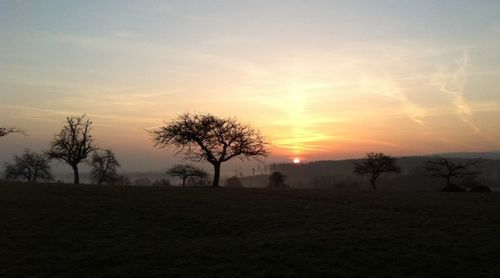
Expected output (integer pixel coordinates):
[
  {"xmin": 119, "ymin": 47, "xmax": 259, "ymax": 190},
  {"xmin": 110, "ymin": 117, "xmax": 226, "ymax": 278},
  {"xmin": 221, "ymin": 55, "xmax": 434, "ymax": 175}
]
[{"xmin": 1, "ymin": 0, "xmax": 500, "ymax": 173}]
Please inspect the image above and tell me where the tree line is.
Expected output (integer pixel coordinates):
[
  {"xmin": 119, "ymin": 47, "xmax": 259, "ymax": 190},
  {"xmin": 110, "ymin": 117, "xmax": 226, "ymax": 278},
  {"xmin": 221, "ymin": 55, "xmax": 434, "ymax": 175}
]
[
  {"xmin": 1, "ymin": 113, "xmax": 267, "ymax": 187},
  {"xmin": 0, "ymin": 113, "xmax": 487, "ymax": 191}
]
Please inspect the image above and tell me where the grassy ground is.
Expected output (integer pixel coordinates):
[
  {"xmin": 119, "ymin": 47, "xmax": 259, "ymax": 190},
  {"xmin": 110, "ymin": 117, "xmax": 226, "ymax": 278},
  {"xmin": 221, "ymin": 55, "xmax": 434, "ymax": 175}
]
[{"xmin": 2, "ymin": 182, "xmax": 500, "ymax": 277}]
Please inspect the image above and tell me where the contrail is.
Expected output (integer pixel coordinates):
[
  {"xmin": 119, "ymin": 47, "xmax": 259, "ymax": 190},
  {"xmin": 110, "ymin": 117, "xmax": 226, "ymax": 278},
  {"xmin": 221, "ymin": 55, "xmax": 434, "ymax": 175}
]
[{"xmin": 438, "ymin": 49, "xmax": 480, "ymax": 133}]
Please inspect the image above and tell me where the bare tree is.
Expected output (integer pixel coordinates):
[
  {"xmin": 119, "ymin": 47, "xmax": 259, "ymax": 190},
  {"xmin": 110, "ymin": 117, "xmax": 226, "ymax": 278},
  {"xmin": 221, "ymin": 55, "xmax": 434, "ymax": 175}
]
[
  {"xmin": 4, "ymin": 149, "xmax": 53, "ymax": 182},
  {"xmin": 354, "ymin": 152, "xmax": 401, "ymax": 190},
  {"xmin": 0, "ymin": 127, "xmax": 24, "ymax": 138},
  {"xmin": 167, "ymin": 164, "xmax": 207, "ymax": 186},
  {"xmin": 89, "ymin": 149, "xmax": 120, "ymax": 185},
  {"xmin": 268, "ymin": 171, "xmax": 288, "ymax": 188},
  {"xmin": 151, "ymin": 113, "xmax": 268, "ymax": 187},
  {"xmin": 47, "ymin": 115, "xmax": 97, "ymax": 184},
  {"xmin": 422, "ymin": 156, "xmax": 479, "ymax": 189}
]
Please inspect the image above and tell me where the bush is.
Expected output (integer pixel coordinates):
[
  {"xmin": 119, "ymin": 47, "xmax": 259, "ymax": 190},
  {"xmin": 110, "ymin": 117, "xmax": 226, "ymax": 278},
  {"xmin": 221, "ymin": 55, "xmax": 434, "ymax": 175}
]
[{"xmin": 268, "ymin": 171, "xmax": 288, "ymax": 188}]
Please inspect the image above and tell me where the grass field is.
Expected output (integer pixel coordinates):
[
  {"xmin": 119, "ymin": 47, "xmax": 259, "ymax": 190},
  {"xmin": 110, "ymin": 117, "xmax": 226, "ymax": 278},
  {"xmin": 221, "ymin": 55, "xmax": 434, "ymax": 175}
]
[{"xmin": 2, "ymin": 182, "xmax": 500, "ymax": 277}]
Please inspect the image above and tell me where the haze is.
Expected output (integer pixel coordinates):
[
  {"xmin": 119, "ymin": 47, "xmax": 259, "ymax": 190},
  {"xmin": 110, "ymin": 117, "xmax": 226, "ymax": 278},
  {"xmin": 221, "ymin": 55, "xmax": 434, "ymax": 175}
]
[{"xmin": 2, "ymin": 0, "xmax": 500, "ymax": 172}]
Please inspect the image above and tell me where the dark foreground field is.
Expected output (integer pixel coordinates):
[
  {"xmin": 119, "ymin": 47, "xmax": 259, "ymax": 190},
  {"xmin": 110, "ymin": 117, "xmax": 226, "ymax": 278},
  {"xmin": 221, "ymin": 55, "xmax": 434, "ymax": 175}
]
[{"xmin": 2, "ymin": 183, "xmax": 500, "ymax": 277}]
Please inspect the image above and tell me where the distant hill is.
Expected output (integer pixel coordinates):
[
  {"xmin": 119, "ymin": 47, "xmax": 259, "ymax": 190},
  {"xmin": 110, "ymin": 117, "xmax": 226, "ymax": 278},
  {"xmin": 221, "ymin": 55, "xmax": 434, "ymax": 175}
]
[
  {"xmin": 245, "ymin": 155, "xmax": 500, "ymax": 191},
  {"xmin": 433, "ymin": 151, "xmax": 500, "ymax": 160}
]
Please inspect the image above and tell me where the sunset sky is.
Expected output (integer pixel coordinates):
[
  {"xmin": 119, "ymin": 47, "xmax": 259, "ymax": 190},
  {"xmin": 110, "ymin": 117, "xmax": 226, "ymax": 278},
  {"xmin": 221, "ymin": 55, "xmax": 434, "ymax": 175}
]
[{"xmin": 1, "ymin": 1, "xmax": 500, "ymax": 172}]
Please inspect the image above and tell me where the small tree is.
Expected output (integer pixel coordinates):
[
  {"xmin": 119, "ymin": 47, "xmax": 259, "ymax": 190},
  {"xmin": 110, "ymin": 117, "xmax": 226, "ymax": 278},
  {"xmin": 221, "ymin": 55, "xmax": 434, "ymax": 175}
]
[
  {"xmin": 422, "ymin": 156, "xmax": 479, "ymax": 189},
  {"xmin": 0, "ymin": 127, "xmax": 24, "ymax": 138},
  {"xmin": 268, "ymin": 171, "xmax": 288, "ymax": 188},
  {"xmin": 89, "ymin": 149, "xmax": 120, "ymax": 185},
  {"xmin": 4, "ymin": 149, "xmax": 53, "ymax": 182},
  {"xmin": 354, "ymin": 152, "xmax": 401, "ymax": 190},
  {"xmin": 167, "ymin": 164, "xmax": 207, "ymax": 186},
  {"xmin": 47, "ymin": 115, "xmax": 97, "ymax": 184},
  {"xmin": 151, "ymin": 113, "xmax": 268, "ymax": 187}
]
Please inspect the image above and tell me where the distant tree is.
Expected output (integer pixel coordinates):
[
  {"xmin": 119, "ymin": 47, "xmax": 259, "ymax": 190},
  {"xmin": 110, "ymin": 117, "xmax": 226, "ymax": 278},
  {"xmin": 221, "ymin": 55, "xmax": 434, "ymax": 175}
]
[
  {"xmin": 4, "ymin": 149, "xmax": 53, "ymax": 182},
  {"xmin": 150, "ymin": 113, "xmax": 268, "ymax": 187},
  {"xmin": 188, "ymin": 168, "xmax": 209, "ymax": 186},
  {"xmin": 225, "ymin": 176, "xmax": 243, "ymax": 188},
  {"xmin": 422, "ymin": 156, "xmax": 479, "ymax": 189},
  {"xmin": 0, "ymin": 127, "xmax": 24, "ymax": 138},
  {"xmin": 268, "ymin": 171, "xmax": 288, "ymax": 188},
  {"xmin": 89, "ymin": 149, "xmax": 120, "ymax": 185},
  {"xmin": 167, "ymin": 164, "xmax": 207, "ymax": 186},
  {"xmin": 354, "ymin": 152, "xmax": 401, "ymax": 190},
  {"xmin": 47, "ymin": 115, "xmax": 97, "ymax": 184}
]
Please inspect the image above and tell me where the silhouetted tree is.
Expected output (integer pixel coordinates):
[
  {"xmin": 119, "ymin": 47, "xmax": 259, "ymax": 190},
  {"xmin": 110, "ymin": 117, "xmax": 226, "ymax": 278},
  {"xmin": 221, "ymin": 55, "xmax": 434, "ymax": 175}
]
[
  {"xmin": 354, "ymin": 152, "xmax": 401, "ymax": 190},
  {"xmin": 422, "ymin": 156, "xmax": 479, "ymax": 189},
  {"xmin": 187, "ymin": 169, "xmax": 210, "ymax": 186},
  {"xmin": 167, "ymin": 164, "xmax": 207, "ymax": 186},
  {"xmin": 268, "ymin": 171, "xmax": 288, "ymax": 188},
  {"xmin": 225, "ymin": 176, "xmax": 243, "ymax": 187},
  {"xmin": 4, "ymin": 149, "xmax": 53, "ymax": 182},
  {"xmin": 47, "ymin": 115, "xmax": 97, "ymax": 184},
  {"xmin": 0, "ymin": 127, "xmax": 24, "ymax": 138},
  {"xmin": 151, "ymin": 113, "xmax": 268, "ymax": 187},
  {"xmin": 89, "ymin": 149, "xmax": 120, "ymax": 185}
]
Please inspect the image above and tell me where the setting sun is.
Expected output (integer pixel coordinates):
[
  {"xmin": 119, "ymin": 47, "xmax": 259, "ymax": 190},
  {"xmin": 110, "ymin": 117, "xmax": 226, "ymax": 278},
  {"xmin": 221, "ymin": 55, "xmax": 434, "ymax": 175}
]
[{"xmin": 293, "ymin": 158, "xmax": 301, "ymax": 164}]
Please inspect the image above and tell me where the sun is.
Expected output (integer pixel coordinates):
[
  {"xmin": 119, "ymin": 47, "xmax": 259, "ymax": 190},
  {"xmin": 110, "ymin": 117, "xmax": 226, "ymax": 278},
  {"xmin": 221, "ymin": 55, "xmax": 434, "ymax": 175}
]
[{"xmin": 293, "ymin": 158, "xmax": 301, "ymax": 164}]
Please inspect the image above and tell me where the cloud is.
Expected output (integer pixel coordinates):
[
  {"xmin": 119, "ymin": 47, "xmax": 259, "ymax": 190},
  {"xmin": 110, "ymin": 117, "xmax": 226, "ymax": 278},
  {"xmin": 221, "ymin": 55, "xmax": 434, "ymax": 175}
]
[
  {"xmin": 360, "ymin": 77, "xmax": 429, "ymax": 127},
  {"xmin": 433, "ymin": 49, "xmax": 480, "ymax": 133}
]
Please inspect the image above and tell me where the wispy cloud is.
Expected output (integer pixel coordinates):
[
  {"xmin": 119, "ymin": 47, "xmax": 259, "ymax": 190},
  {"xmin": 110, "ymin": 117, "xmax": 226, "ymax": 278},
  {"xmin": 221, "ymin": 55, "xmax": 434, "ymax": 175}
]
[
  {"xmin": 361, "ymin": 77, "xmax": 429, "ymax": 127},
  {"xmin": 432, "ymin": 49, "xmax": 480, "ymax": 133}
]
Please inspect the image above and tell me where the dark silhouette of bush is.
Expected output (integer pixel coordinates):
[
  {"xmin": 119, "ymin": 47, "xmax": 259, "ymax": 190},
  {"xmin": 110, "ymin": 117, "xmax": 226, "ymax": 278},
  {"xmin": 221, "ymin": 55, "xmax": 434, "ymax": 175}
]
[
  {"xmin": 268, "ymin": 171, "xmax": 288, "ymax": 188},
  {"xmin": 150, "ymin": 113, "xmax": 268, "ymax": 187},
  {"xmin": 225, "ymin": 176, "xmax": 243, "ymax": 188}
]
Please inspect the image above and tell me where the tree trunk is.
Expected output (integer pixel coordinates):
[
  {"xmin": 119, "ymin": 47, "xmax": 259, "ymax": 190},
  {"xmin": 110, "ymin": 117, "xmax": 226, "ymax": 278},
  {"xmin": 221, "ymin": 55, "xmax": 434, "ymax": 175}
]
[
  {"xmin": 72, "ymin": 164, "xmax": 80, "ymax": 184},
  {"xmin": 182, "ymin": 177, "xmax": 187, "ymax": 186},
  {"xmin": 212, "ymin": 163, "xmax": 221, "ymax": 187}
]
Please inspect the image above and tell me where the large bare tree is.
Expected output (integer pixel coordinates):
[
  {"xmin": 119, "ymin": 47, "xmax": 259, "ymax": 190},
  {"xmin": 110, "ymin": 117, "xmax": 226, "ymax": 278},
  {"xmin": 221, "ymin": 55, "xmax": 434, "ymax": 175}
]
[
  {"xmin": 47, "ymin": 115, "xmax": 97, "ymax": 184},
  {"xmin": 422, "ymin": 156, "xmax": 479, "ymax": 189},
  {"xmin": 354, "ymin": 152, "xmax": 401, "ymax": 190},
  {"xmin": 151, "ymin": 113, "xmax": 268, "ymax": 187},
  {"xmin": 4, "ymin": 149, "xmax": 53, "ymax": 182}
]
